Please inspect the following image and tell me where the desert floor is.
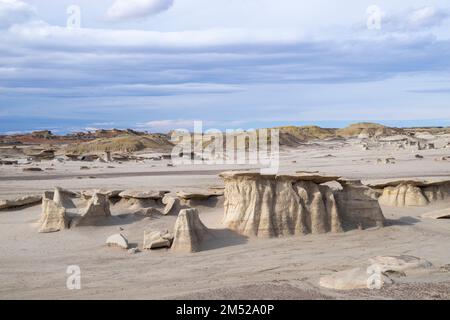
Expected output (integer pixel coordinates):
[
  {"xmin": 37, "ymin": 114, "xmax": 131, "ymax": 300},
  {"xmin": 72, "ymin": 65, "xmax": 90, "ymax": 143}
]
[{"xmin": 1, "ymin": 138, "xmax": 450, "ymax": 299}]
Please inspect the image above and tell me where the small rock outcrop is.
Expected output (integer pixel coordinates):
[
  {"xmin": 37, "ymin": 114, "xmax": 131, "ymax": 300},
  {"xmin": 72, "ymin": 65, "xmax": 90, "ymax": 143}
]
[
  {"xmin": 220, "ymin": 171, "xmax": 384, "ymax": 238},
  {"xmin": 39, "ymin": 192, "xmax": 67, "ymax": 233},
  {"xmin": 106, "ymin": 233, "xmax": 128, "ymax": 249},
  {"xmin": 0, "ymin": 195, "xmax": 42, "ymax": 211},
  {"xmin": 171, "ymin": 209, "xmax": 210, "ymax": 253}
]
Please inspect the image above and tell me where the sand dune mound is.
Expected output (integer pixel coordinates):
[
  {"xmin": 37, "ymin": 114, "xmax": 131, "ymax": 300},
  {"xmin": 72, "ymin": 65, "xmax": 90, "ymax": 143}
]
[
  {"xmin": 220, "ymin": 171, "xmax": 384, "ymax": 238},
  {"xmin": 171, "ymin": 209, "xmax": 211, "ymax": 253}
]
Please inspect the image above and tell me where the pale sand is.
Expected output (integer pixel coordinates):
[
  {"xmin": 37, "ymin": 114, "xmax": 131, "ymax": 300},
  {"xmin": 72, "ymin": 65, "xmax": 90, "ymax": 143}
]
[{"xmin": 1, "ymin": 138, "xmax": 450, "ymax": 299}]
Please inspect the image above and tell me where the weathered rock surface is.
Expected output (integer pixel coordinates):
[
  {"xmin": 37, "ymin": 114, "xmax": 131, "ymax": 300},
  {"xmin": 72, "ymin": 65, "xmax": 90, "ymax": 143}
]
[
  {"xmin": 81, "ymin": 189, "xmax": 123, "ymax": 199},
  {"xmin": 39, "ymin": 192, "xmax": 67, "ymax": 233},
  {"xmin": 143, "ymin": 230, "xmax": 173, "ymax": 249},
  {"xmin": 162, "ymin": 195, "xmax": 180, "ymax": 215},
  {"xmin": 171, "ymin": 209, "xmax": 210, "ymax": 253},
  {"xmin": 335, "ymin": 180, "xmax": 385, "ymax": 230},
  {"xmin": 0, "ymin": 195, "xmax": 42, "ymax": 211},
  {"xmin": 371, "ymin": 180, "xmax": 450, "ymax": 207},
  {"xmin": 72, "ymin": 193, "xmax": 111, "ymax": 227},
  {"xmin": 106, "ymin": 233, "xmax": 128, "ymax": 249},
  {"xmin": 119, "ymin": 190, "xmax": 168, "ymax": 200},
  {"xmin": 220, "ymin": 171, "xmax": 384, "ymax": 237}
]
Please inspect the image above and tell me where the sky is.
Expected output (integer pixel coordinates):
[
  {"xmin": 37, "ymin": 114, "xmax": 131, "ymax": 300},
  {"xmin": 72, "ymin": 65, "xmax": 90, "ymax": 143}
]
[{"xmin": 1, "ymin": 0, "xmax": 450, "ymax": 134}]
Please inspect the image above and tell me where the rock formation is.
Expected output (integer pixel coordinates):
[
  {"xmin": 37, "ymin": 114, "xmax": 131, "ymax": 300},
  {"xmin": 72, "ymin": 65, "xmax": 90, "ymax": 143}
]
[
  {"xmin": 72, "ymin": 192, "xmax": 111, "ymax": 227},
  {"xmin": 39, "ymin": 191, "xmax": 68, "ymax": 233},
  {"xmin": 115, "ymin": 190, "xmax": 167, "ymax": 214},
  {"xmin": 162, "ymin": 195, "xmax": 180, "ymax": 215},
  {"xmin": 335, "ymin": 180, "xmax": 385, "ymax": 230},
  {"xmin": 371, "ymin": 180, "xmax": 450, "ymax": 207},
  {"xmin": 0, "ymin": 195, "xmax": 42, "ymax": 211},
  {"xmin": 171, "ymin": 209, "xmax": 210, "ymax": 253},
  {"xmin": 219, "ymin": 171, "xmax": 384, "ymax": 238}
]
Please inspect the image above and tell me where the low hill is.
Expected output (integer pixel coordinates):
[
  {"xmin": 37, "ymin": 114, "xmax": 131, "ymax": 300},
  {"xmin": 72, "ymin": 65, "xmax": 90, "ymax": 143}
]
[
  {"xmin": 336, "ymin": 122, "xmax": 403, "ymax": 138},
  {"xmin": 64, "ymin": 134, "xmax": 173, "ymax": 154}
]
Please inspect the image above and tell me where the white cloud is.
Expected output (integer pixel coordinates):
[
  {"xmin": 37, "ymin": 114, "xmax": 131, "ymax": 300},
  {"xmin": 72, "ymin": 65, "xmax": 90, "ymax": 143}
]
[
  {"xmin": 106, "ymin": 0, "xmax": 174, "ymax": 21},
  {"xmin": 0, "ymin": 0, "xmax": 35, "ymax": 29},
  {"xmin": 408, "ymin": 6, "xmax": 449, "ymax": 28}
]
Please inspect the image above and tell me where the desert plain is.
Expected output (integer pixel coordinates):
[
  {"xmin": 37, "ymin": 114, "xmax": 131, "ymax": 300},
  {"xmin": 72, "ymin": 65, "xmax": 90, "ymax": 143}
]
[{"xmin": 0, "ymin": 123, "xmax": 450, "ymax": 300}]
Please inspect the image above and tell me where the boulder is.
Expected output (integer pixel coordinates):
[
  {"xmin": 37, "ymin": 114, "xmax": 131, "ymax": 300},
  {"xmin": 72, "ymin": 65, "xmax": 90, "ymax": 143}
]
[
  {"xmin": 143, "ymin": 230, "xmax": 173, "ymax": 249},
  {"xmin": 171, "ymin": 209, "xmax": 210, "ymax": 253},
  {"xmin": 72, "ymin": 192, "xmax": 111, "ymax": 227},
  {"xmin": 39, "ymin": 194, "xmax": 67, "ymax": 233},
  {"xmin": 106, "ymin": 234, "xmax": 128, "ymax": 249},
  {"xmin": 0, "ymin": 195, "xmax": 42, "ymax": 211}
]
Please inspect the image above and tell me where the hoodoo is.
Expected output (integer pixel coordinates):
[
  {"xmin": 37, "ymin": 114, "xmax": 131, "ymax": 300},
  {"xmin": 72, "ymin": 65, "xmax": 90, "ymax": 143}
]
[{"xmin": 220, "ymin": 171, "xmax": 385, "ymax": 237}]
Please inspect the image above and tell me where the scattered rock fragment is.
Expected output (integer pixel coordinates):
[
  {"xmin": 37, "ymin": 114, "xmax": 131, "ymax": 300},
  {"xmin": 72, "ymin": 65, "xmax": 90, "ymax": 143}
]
[{"xmin": 143, "ymin": 230, "xmax": 173, "ymax": 249}]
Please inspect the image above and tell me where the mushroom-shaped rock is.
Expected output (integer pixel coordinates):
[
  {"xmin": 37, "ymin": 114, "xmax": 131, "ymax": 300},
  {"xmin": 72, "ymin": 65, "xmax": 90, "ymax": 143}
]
[
  {"xmin": 39, "ymin": 194, "xmax": 67, "ymax": 233},
  {"xmin": 106, "ymin": 233, "xmax": 128, "ymax": 249},
  {"xmin": 143, "ymin": 230, "xmax": 173, "ymax": 249},
  {"xmin": 171, "ymin": 209, "xmax": 210, "ymax": 253},
  {"xmin": 72, "ymin": 193, "xmax": 111, "ymax": 227}
]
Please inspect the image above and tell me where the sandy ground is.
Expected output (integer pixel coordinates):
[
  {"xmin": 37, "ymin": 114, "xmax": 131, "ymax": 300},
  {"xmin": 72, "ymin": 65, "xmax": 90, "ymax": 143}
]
[{"xmin": 1, "ymin": 138, "xmax": 450, "ymax": 299}]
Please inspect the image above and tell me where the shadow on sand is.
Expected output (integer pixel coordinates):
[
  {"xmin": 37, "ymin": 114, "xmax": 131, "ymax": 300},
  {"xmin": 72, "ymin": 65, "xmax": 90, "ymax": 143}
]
[
  {"xmin": 385, "ymin": 216, "xmax": 421, "ymax": 226},
  {"xmin": 201, "ymin": 228, "xmax": 249, "ymax": 251}
]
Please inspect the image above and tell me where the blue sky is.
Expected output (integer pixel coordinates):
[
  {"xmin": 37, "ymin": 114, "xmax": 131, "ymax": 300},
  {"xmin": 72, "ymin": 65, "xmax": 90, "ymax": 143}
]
[{"xmin": 1, "ymin": 0, "xmax": 450, "ymax": 134}]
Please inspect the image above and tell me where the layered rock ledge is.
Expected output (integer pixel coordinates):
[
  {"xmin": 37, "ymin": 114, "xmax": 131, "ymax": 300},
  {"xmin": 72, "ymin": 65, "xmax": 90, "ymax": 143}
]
[{"xmin": 220, "ymin": 171, "xmax": 385, "ymax": 238}]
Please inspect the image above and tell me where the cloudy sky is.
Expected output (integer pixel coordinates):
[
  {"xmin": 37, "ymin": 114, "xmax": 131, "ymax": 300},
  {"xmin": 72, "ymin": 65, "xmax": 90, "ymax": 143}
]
[{"xmin": 1, "ymin": 0, "xmax": 450, "ymax": 133}]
